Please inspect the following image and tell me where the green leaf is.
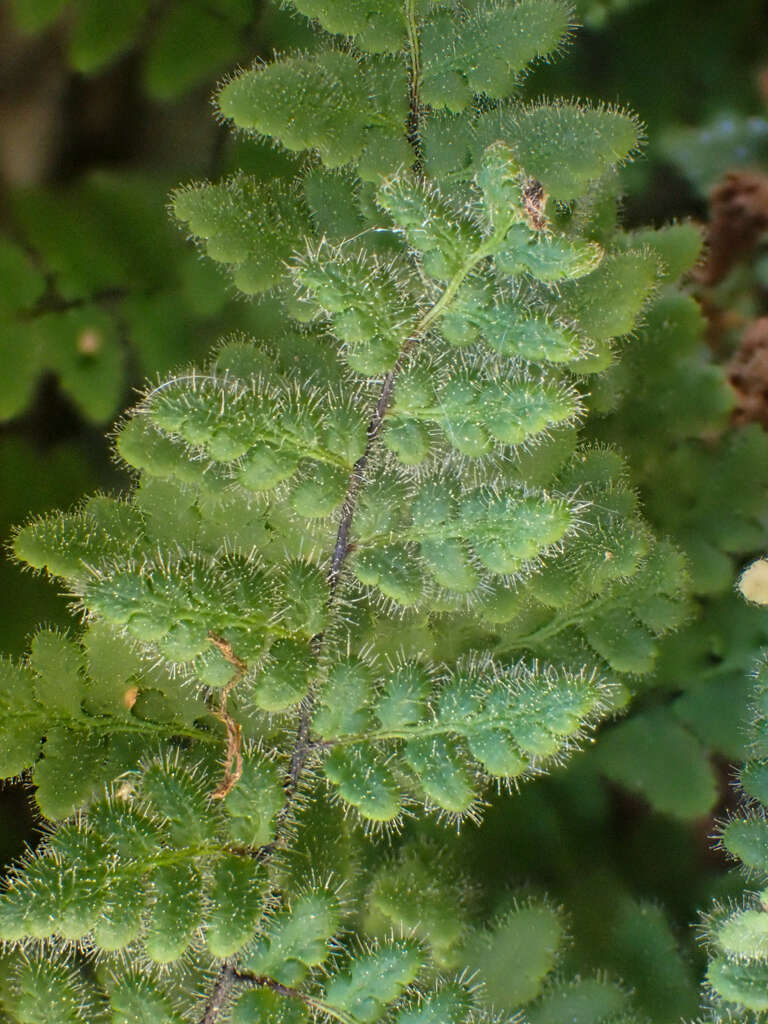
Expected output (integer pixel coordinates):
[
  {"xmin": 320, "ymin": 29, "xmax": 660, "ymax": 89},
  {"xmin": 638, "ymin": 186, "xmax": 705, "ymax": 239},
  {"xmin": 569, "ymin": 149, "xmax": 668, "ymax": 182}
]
[
  {"xmin": 606, "ymin": 899, "xmax": 699, "ymax": 1022},
  {"xmin": 583, "ymin": 607, "xmax": 656, "ymax": 674},
  {"xmin": 224, "ymin": 752, "xmax": 285, "ymax": 848},
  {"xmin": 376, "ymin": 174, "xmax": 482, "ymax": 278},
  {"xmin": 254, "ymin": 638, "xmax": 316, "ymax": 711},
  {"xmin": 322, "ymin": 658, "xmax": 609, "ymax": 819},
  {"xmin": 287, "ymin": 0, "xmax": 406, "ymax": 52},
  {"xmin": 527, "ymin": 977, "xmax": 632, "ymax": 1024},
  {"xmin": 91, "ymin": 871, "xmax": 143, "ymax": 951},
  {"xmin": 387, "ymin": 360, "xmax": 580, "ymax": 461},
  {"xmin": 715, "ymin": 906, "xmax": 768, "ymax": 960},
  {"xmin": 140, "ymin": 759, "xmax": 218, "ymax": 847},
  {"xmin": 294, "ymin": 241, "xmax": 418, "ymax": 374},
  {"xmin": 205, "ymin": 855, "xmax": 267, "ymax": 957},
  {"xmin": 68, "ymin": 0, "xmax": 148, "ymax": 74},
  {"xmin": 143, "ymin": 6, "xmax": 240, "ymax": 100},
  {"xmin": 721, "ymin": 817, "xmax": 768, "ymax": 874},
  {"xmin": 217, "ymin": 51, "xmax": 385, "ymax": 168},
  {"xmin": 595, "ymin": 709, "xmax": 718, "ymax": 820},
  {"xmin": 463, "ymin": 902, "xmax": 565, "ymax": 1009},
  {"xmin": 144, "ymin": 862, "xmax": 203, "ymax": 963},
  {"xmin": 741, "ymin": 759, "xmax": 768, "ymax": 805},
  {"xmin": 502, "ymin": 102, "xmax": 641, "ymax": 200},
  {"xmin": 421, "ymin": 0, "xmax": 572, "ymax": 112},
  {"xmin": 34, "ymin": 728, "xmax": 110, "ymax": 820},
  {"xmin": 374, "ymin": 663, "xmax": 432, "ymax": 732},
  {"xmin": 143, "ymin": 371, "xmax": 364, "ymax": 502},
  {"xmin": 232, "ymin": 989, "xmax": 309, "ymax": 1024},
  {"xmin": 394, "ymin": 985, "xmax": 477, "ymax": 1024},
  {"xmin": 10, "ymin": 182, "xmax": 131, "ymax": 299},
  {"xmin": 239, "ymin": 889, "xmax": 342, "ymax": 985},
  {"xmin": 353, "ymin": 483, "xmax": 577, "ymax": 605},
  {"xmin": 438, "ymin": 287, "xmax": 584, "ymax": 364},
  {"xmin": 0, "ymin": 239, "xmax": 45, "ymax": 315},
  {"xmin": 403, "ymin": 736, "xmax": 477, "ymax": 815},
  {"xmin": 324, "ymin": 747, "xmax": 403, "ymax": 822},
  {"xmin": 497, "ymin": 224, "xmax": 604, "ymax": 282},
  {"xmin": 10, "ymin": 0, "xmax": 67, "ymax": 33},
  {"xmin": 353, "ymin": 546, "xmax": 427, "ymax": 607},
  {"xmin": 172, "ymin": 175, "xmax": 311, "ymax": 295},
  {"xmin": 707, "ymin": 957, "xmax": 768, "ymax": 1013},
  {"xmin": 11, "ymin": 959, "xmax": 96, "ymax": 1024},
  {"xmin": 0, "ymin": 622, "xmax": 212, "ymax": 820},
  {"xmin": 0, "ymin": 756, "xmax": 275, "ymax": 963},
  {"xmin": 313, "ymin": 658, "xmax": 376, "ymax": 738},
  {"xmin": 323, "ymin": 941, "xmax": 423, "ymax": 1023},
  {"xmin": 672, "ymin": 675, "xmax": 752, "ymax": 761},
  {"xmin": 421, "ymin": 111, "xmax": 477, "ymax": 180},
  {"xmin": 80, "ymin": 550, "xmax": 273, "ymax": 669},
  {"xmin": 615, "ymin": 222, "xmax": 703, "ymax": 282},
  {"xmin": 557, "ymin": 250, "xmax": 658, "ymax": 341},
  {"xmin": 107, "ymin": 974, "xmax": 187, "ymax": 1024},
  {"xmin": 0, "ymin": 825, "xmax": 110, "ymax": 942},
  {"xmin": 369, "ymin": 842, "xmax": 469, "ymax": 967}
]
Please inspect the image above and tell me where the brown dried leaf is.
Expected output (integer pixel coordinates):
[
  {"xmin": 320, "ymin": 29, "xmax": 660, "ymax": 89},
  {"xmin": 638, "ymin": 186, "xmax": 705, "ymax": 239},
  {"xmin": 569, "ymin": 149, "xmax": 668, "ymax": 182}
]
[
  {"xmin": 729, "ymin": 317, "xmax": 768, "ymax": 428},
  {"xmin": 699, "ymin": 171, "xmax": 768, "ymax": 286}
]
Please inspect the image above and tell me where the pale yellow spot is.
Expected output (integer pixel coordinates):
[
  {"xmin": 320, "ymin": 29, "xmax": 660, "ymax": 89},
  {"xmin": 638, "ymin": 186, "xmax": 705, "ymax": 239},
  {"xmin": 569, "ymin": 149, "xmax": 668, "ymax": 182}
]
[
  {"xmin": 77, "ymin": 328, "xmax": 101, "ymax": 355},
  {"xmin": 122, "ymin": 685, "xmax": 139, "ymax": 710},
  {"xmin": 738, "ymin": 559, "xmax": 768, "ymax": 605}
]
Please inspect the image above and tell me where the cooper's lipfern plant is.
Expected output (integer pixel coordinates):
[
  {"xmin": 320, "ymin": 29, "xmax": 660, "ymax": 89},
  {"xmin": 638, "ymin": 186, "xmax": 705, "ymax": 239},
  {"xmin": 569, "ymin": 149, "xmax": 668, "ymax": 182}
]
[{"xmin": 0, "ymin": 2, "xmax": 696, "ymax": 1021}]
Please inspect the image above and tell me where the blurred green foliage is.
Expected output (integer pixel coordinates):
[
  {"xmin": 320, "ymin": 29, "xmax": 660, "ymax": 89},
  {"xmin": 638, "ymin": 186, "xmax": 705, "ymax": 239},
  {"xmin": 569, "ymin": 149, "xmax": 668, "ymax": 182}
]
[{"xmin": 8, "ymin": 0, "xmax": 262, "ymax": 99}]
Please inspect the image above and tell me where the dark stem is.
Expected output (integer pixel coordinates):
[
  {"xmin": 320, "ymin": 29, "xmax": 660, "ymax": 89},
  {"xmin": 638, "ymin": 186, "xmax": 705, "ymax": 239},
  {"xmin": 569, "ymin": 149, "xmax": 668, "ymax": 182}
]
[
  {"xmin": 198, "ymin": 346, "xmax": 417, "ymax": 1023},
  {"xmin": 196, "ymin": 341, "xmax": 419, "ymax": 1021},
  {"xmin": 200, "ymin": 964, "xmax": 239, "ymax": 1024},
  {"xmin": 275, "ymin": 342, "xmax": 415, "ymax": 828},
  {"xmin": 246, "ymin": 974, "xmax": 305, "ymax": 1000},
  {"xmin": 406, "ymin": 90, "xmax": 423, "ymax": 175},
  {"xmin": 404, "ymin": 0, "xmax": 423, "ymax": 174},
  {"xmin": 198, "ymin": 10, "xmax": 425, "ymax": 1022},
  {"xmin": 200, "ymin": 966, "xmax": 314, "ymax": 1023},
  {"xmin": 24, "ymin": 285, "xmax": 129, "ymax": 319},
  {"xmin": 278, "ymin": 690, "xmax": 314, "ymax": 813},
  {"xmin": 328, "ymin": 364, "xmax": 400, "ymax": 590}
]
